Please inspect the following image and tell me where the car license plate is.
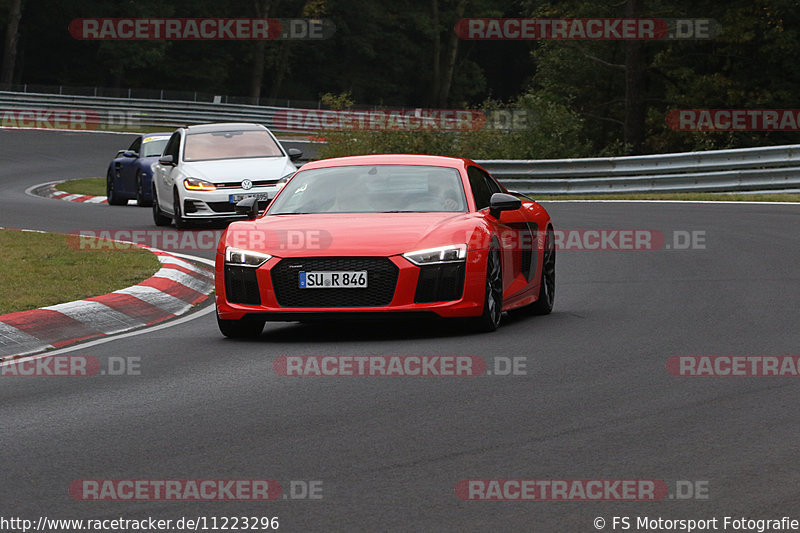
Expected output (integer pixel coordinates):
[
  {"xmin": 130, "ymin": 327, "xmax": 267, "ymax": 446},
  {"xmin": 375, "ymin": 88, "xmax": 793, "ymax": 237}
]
[
  {"xmin": 299, "ymin": 271, "xmax": 368, "ymax": 289},
  {"xmin": 230, "ymin": 193, "xmax": 270, "ymax": 203}
]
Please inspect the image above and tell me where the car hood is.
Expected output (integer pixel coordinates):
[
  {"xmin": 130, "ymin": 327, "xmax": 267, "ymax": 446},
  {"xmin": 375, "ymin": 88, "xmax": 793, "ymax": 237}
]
[
  {"xmin": 227, "ymin": 212, "xmax": 480, "ymax": 257},
  {"xmin": 181, "ymin": 157, "xmax": 295, "ymax": 183}
]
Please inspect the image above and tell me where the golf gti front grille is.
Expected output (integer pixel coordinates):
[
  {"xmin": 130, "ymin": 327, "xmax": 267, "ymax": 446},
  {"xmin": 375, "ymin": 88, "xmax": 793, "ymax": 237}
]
[
  {"xmin": 414, "ymin": 263, "xmax": 466, "ymax": 303},
  {"xmin": 271, "ymin": 257, "xmax": 399, "ymax": 308},
  {"xmin": 208, "ymin": 201, "xmax": 270, "ymax": 213},
  {"xmin": 225, "ymin": 265, "xmax": 261, "ymax": 305}
]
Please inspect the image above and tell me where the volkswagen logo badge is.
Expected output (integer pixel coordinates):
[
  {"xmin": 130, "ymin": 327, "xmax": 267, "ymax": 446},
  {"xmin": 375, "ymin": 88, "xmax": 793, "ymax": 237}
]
[{"xmin": 241, "ymin": 179, "xmax": 253, "ymax": 190}]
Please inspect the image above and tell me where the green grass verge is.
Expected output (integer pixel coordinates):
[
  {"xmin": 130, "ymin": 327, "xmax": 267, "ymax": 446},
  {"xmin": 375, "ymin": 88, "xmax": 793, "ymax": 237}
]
[
  {"xmin": 534, "ymin": 192, "xmax": 800, "ymax": 202},
  {"xmin": 0, "ymin": 230, "xmax": 161, "ymax": 315},
  {"xmin": 55, "ymin": 177, "xmax": 106, "ymax": 197}
]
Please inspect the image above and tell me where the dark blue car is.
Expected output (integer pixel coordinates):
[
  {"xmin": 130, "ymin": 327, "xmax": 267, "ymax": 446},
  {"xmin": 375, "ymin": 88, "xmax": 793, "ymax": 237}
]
[{"xmin": 106, "ymin": 133, "xmax": 171, "ymax": 206}]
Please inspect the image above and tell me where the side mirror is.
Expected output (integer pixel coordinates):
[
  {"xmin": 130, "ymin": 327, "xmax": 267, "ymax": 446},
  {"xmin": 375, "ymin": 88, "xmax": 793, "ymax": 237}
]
[
  {"xmin": 123, "ymin": 150, "xmax": 138, "ymax": 158},
  {"xmin": 235, "ymin": 197, "xmax": 259, "ymax": 220},
  {"xmin": 287, "ymin": 148, "xmax": 303, "ymax": 162},
  {"xmin": 158, "ymin": 154, "xmax": 175, "ymax": 166},
  {"xmin": 489, "ymin": 192, "xmax": 521, "ymax": 219}
]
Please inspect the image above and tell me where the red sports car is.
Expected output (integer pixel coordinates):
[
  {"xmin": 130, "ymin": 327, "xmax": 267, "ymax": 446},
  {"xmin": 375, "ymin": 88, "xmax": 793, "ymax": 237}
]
[{"xmin": 214, "ymin": 154, "xmax": 555, "ymax": 337}]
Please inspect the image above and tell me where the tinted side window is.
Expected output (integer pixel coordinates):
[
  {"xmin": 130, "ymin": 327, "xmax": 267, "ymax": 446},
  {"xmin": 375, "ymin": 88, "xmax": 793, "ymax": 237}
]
[
  {"xmin": 164, "ymin": 132, "xmax": 181, "ymax": 160},
  {"xmin": 128, "ymin": 137, "xmax": 142, "ymax": 154},
  {"xmin": 480, "ymin": 168, "xmax": 503, "ymax": 195},
  {"xmin": 467, "ymin": 166, "xmax": 492, "ymax": 210}
]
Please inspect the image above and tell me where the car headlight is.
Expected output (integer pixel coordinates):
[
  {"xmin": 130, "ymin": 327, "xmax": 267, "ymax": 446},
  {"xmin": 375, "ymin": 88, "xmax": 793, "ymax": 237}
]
[
  {"xmin": 184, "ymin": 177, "xmax": 217, "ymax": 191},
  {"xmin": 275, "ymin": 171, "xmax": 295, "ymax": 190},
  {"xmin": 402, "ymin": 244, "xmax": 467, "ymax": 266},
  {"xmin": 225, "ymin": 247, "xmax": 272, "ymax": 267}
]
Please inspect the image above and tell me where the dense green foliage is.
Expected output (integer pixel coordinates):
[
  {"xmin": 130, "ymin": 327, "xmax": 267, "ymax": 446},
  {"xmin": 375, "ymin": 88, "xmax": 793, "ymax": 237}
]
[{"xmin": 2, "ymin": 0, "xmax": 799, "ymax": 157}]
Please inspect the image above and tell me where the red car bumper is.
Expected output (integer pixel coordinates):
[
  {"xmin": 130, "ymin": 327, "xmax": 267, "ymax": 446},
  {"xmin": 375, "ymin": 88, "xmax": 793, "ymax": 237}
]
[{"xmin": 215, "ymin": 250, "xmax": 489, "ymax": 321}]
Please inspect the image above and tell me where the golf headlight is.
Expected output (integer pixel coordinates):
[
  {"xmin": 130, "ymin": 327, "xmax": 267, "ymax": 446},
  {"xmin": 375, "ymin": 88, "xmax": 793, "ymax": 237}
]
[
  {"xmin": 403, "ymin": 244, "xmax": 467, "ymax": 265},
  {"xmin": 275, "ymin": 171, "xmax": 295, "ymax": 190},
  {"xmin": 184, "ymin": 177, "xmax": 217, "ymax": 191},
  {"xmin": 225, "ymin": 247, "xmax": 271, "ymax": 267}
]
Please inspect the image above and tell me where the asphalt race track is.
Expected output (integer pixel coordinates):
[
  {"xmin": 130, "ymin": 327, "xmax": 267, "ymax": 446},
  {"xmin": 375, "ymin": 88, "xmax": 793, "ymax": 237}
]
[{"xmin": 2, "ymin": 129, "xmax": 800, "ymax": 532}]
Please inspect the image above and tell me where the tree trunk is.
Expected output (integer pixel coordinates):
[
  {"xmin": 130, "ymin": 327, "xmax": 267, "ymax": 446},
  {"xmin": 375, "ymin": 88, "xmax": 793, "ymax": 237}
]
[
  {"xmin": 436, "ymin": 0, "xmax": 466, "ymax": 107},
  {"xmin": 248, "ymin": 0, "xmax": 272, "ymax": 105},
  {"xmin": 624, "ymin": 0, "xmax": 646, "ymax": 154},
  {"xmin": 1, "ymin": 0, "xmax": 24, "ymax": 87},
  {"xmin": 249, "ymin": 40, "xmax": 267, "ymax": 104},
  {"xmin": 268, "ymin": 40, "xmax": 290, "ymax": 100},
  {"xmin": 429, "ymin": 0, "xmax": 441, "ymax": 107}
]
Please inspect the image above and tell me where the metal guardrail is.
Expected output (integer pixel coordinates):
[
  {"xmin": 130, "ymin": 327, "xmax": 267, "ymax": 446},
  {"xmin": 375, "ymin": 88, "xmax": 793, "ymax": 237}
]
[
  {"xmin": 478, "ymin": 145, "xmax": 800, "ymax": 194},
  {"xmin": 0, "ymin": 90, "xmax": 311, "ymax": 132},
  {"xmin": 2, "ymin": 90, "xmax": 799, "ymax": 194}
]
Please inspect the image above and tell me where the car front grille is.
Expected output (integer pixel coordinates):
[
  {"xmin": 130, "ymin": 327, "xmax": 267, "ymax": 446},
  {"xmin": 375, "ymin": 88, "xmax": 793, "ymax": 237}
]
[
  {"xmin": 207, "ymin": 201, "xmax": 270, "ymax": 213},
  {"xmin": 215, "ymin": 180, "xmax": 279, "ymax": 189},
  {"xmin": 414, "ymin": 263, "xmax": 466, "ymax": 303},
  {"xmin": 271, "ymin": 257, "xmax": 398, "ymax": 308},
  {"xmin": 225, "ymin": 265, "xmax": 261, "ymax": 305}
]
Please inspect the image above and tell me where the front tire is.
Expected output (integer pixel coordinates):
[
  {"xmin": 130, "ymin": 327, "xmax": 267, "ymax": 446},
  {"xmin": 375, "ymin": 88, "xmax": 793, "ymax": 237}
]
[
  {"xmin": 470, "ymin": 242, "xmax": 503, "ymax": 332},
  {"xmin": 136, "ymin": 171, "xmax": 152, "ymax": 207},
  {"xmin": 217, "ymin": 311, "xmax": 264, "ymax": 338},
  {"xmin": 152, "ymin": 185, "xmax": 172, "ymax": 226},
  {"xmin": 173, "ymin": 189, "xmax": 191, "ymax": 229},
  {"xmin": 106, "ymin": 170, "xmax": 127, "ymax": 206}
]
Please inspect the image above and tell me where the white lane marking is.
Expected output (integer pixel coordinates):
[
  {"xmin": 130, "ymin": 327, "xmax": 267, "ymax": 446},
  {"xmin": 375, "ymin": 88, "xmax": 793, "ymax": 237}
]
[
  {"xmin": 42, "ymin": 300, "xmax": 145, "ymax": 334},
  {"xmin": 0, "ymin": 254, "xmax": 216, "ymax": 365}
]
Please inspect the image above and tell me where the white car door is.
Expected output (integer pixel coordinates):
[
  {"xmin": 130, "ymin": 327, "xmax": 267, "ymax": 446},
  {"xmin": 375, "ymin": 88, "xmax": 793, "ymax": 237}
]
[{"xmin": 153, "ymin": 131, "xmax": 182, "ymax": 214}]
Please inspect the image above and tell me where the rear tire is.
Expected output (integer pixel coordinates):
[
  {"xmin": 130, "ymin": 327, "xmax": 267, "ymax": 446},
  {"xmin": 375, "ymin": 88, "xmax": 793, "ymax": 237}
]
[
  {"xmin": 106, "ymin": 170, "xmax": 127, "ymax": 206},
  {"xmin": 217, "ymin": 311, "xmax": 264, "ymax": 338},
  {"xmin": 136, "ymin": 171, "xmax": 152, "ymax": 207},
  {"xmin": 529, "ymin": 226, "xmax": 555, "ymax": 315},
  {"xmin": 152, "ymin": 186, "xmax": 172, "ymax": 226},
  {"xmin": 469, "ymin": 242, "xmax": 503, "ymax": 332}
]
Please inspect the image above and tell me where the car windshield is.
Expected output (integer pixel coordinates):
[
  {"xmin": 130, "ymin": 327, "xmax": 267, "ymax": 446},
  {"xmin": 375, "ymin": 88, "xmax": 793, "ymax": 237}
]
[
  {"xmin": 183, "ymin": 130, "xmax": 283, "ymax": 162},
  {"xmin": 141, "ymin": 139, "xmax": 169, "ymax": 158},
  {"xmin": 268, "ymin": 164, "xmax": 468, "ymax": 214}
]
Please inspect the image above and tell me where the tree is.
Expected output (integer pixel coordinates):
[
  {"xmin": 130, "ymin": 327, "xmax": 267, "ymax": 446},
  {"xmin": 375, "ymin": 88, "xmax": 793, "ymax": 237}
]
[
  {"xmin": 248, "ymin": 0, "xmax": 273, "ymax": 104},
  {"xmin": 1, "ymin": 0, "xmax": 23, "ymax": 87},
  {"xmin": 624, "ymin": 0, "xmax": 646, "ymax": 154}
]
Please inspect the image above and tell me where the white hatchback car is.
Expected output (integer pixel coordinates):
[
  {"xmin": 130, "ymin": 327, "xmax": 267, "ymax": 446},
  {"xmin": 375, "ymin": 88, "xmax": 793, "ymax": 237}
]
[{"xmin": 151, "ymin": 123, "xmax": 301, "ymax": 228}]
